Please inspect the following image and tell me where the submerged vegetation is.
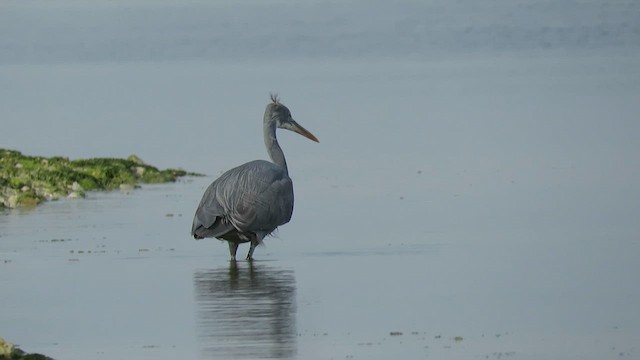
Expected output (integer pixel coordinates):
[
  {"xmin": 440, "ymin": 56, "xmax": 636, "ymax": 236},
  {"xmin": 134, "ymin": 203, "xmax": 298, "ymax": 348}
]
[{"xmin": 0, "ymin": 149, "xmax": 200, "ymax": 209}]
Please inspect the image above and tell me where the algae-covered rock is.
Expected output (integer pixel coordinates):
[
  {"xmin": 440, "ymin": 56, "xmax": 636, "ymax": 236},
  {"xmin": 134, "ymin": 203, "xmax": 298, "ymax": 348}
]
[
  {"xmin": 0, "ymin": 338, "xmax": 15, "ymax": 358},
  {"xmin": 1, "ymin": 149, "xmax": 202, "ymax": 209},
  {"xmin": 127, "ymin": 154, "xmax": 146, "ymax": 165},
  {"xmin": 0, "ymin": 337, "xmax": 54, "ymax": 360}
]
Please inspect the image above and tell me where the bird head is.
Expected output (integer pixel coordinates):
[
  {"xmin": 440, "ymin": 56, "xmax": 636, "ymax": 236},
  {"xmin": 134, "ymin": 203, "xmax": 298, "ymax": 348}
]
[{"xmin": 266, "ymin": 94, "xmax": 319, "ymax": 143}]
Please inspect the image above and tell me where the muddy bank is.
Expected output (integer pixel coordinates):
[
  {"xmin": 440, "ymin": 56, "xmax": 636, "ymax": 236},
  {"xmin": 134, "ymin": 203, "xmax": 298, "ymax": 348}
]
[{"xmin": 0, "ymin": 149, "xmax": 201, "ymax": 208}]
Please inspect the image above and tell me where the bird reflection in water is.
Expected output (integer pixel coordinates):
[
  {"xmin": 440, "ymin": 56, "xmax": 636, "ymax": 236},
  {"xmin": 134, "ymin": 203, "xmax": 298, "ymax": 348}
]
[{"xmin": 193, "ymin": 261, "xmax": 297, "ymax": 359}]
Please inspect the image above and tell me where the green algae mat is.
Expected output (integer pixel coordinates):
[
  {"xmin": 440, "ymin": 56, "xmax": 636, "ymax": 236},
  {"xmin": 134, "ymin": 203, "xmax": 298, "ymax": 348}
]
[{"xmin": 1, "ymin": 149, "xmax": 200, "ymax": 209}]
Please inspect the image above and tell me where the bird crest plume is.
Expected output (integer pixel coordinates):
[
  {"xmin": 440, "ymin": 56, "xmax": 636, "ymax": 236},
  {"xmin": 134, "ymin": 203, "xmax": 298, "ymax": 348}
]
[{"xmin": 270, "ymin": 93, "xmax": 280, "ymax": 104}]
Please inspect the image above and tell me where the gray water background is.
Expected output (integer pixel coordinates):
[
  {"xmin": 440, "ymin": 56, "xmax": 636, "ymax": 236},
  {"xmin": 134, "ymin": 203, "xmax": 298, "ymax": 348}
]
[{"xmin": 1, "ymin": 0, "xmax": 640, "ymax": 359}]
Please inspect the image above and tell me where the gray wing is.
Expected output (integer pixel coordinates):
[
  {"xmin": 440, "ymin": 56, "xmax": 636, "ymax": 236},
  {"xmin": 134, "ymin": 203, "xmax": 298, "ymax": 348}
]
[{"xmin": 191, "ymin": 160, "xmax": 294, "ymax": 239}]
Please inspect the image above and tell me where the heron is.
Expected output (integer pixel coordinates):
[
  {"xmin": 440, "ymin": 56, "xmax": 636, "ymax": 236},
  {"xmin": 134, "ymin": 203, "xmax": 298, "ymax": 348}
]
[{"xmin": 191, "ymin": 94, "xmax": 318, "ymax": 260}]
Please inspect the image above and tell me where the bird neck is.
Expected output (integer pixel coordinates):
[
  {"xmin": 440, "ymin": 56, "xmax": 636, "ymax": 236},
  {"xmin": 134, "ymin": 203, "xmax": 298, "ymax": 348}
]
[{"xmin": 264, "ymin": 121, "xmax": 289, "ymax": 175}]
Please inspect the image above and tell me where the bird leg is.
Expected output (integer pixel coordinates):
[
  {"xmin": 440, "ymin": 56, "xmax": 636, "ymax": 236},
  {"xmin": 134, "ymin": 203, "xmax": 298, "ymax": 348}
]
[
  {"xmin": 228, "ymin": 242, "xmax": 239, "ymax": 261},
  {"xmin": 246, "ymin": 234, "xmax": 260, "ymax": 261},
  {"xmin": 246, "ymin": 242, "xmax": 256, "ymax": 261}
]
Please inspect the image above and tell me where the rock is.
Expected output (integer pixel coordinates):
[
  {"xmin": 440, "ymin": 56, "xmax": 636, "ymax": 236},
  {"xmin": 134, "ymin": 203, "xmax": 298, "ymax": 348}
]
[
  {"xmin": 0, "ymin": 337, "xmax": 55, "ymax": 359},
  {"xmin": 0, "ymin": 337, "xmax": 15, "ymax": 357},
  {"xmin": 6, "ymin": 195, "xmax": 18, "ymax": 208},
  {"xmin": 134, "ymin": 166, "xmax": 146, "ymax": 177},
  {"xmin": 127, "ymin": 154, "xmax": 146, "ymax": 165},
  {"xmin": 67, "ymin": 191, "xmax": 85, "ymax": 199},
  {"xmin": 71, "ymin": 181, "xmax": 83, "ymax": 191}
]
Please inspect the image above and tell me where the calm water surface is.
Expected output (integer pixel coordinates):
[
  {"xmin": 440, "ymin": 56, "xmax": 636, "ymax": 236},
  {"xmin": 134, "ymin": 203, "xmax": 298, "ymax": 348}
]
[
  {"xmin": 1, "ymin": 0, "xmax": 640, "ymax": 359},
  {"xmin": 1, "ymin": 177, "xmax": 638, "ymax": 360}
]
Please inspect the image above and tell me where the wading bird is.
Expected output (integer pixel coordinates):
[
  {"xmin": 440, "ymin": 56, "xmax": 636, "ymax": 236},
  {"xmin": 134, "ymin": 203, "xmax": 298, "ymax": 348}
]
[{"xmin": 191, "ymin": 95, "xmax": 318, "ymax": 260}]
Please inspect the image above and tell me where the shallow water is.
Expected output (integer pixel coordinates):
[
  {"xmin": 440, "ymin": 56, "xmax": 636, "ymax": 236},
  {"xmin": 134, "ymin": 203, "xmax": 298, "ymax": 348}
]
[
  {"xmin": 2, "ymin": 0, "xmax": 640, "ymax": 358},
  {"xmin": 194, "ymin": 262, "xmax": 297, "ymax": 359},
  {"xmin": 1, "ymin": 177, "xmax": 639, "ymax": 360}
]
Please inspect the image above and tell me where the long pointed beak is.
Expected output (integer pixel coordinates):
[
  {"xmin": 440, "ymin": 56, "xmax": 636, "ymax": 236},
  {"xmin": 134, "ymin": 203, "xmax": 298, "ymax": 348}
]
[{"xmin": 286, "ymin": 119, "xmax": 319, "ymax": 143}]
